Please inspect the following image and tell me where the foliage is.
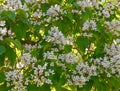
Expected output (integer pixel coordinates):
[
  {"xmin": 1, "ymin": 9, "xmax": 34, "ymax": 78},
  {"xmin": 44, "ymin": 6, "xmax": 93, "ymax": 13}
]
[{"xmin": 0, "ymin": 0, "xmax": 120, "ymax": 91}]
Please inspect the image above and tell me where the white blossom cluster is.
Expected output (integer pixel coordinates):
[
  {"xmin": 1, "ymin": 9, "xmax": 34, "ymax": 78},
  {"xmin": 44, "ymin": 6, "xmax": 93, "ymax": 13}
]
[
  {"xmin": 46, "ymin": 26, "xmax": 67, "ymax": 45},
  {"xmin": 32, "ymin": 9, "xmax": 45, "ymax": 18},
  {"xmin": 92, "ymin": 40, "xmax": 120, "ymax": 78},
  {"xmin": 81, "ymin": 32, "xmax": 93, "ymax": 38},
  {"xmin": 0, "ymin": 21, "xmax": 7, "ymax": 40},
  {"xmin": 0, "ymin": 27, "xmax": 7, "ymax": 40},
  {"xmin": 77, "ymin": 0, "xmax": 92, "ymax": 11},
  {"xmin": 102, "ymin": 3, "xmax": 115, "ymax": 18},
  {"xmin": 0, "ymin": 20, "xmax": 13, "ymax": 40},
  {"xmin": 104, "ymin": 20, "xmax": 120, "ymax": 36},
  {"xmin": 46, "ymin": 26, "xmax": 74, "ymax": 46},
  {"xmin": 2, "ymin": 0, "xmax": 120, "ymax": 90},
  {"xmin": 3, "ymin": 0, "xmax": 23, "ymax": 10},
  {"xmin": 96, "ymin": 2, "xmax": 115, "ymax": 18},
  {"xmin": 21, "ymin": 53, "xmax": 37, "ymax": 66},
  {"xmin": 31, "ymin": 63, "xmax": 54, "ymax": 87},
  {"xmin": 66, "ymin": 62, "xmax": 97, "ymax": 87},
  {"xmin": 25, "ymin": 0, "xmax": 48, "ymax": 4},
  {"xmin": 5, "ymin": 70, "xmax": 26, "ymax": 91},
  {"xmin": 58, "ymin": 53, "xmax": 77, "ymax": 64},
  {"xmin": 24, "ymin": 44, "xmax": 41, "ymax": 52},
  {"xmin": 82, "ymin": 20, "xmax": 97, "ymax": 31},
  {"xmin": 47, "ymin": 4, "xmax": 65, "ymax": 17},
  {"xmin": 45, "ymin": 4, "xmax": 66, "ymax": 22},
  {"xmin": 44, "ymin": 51, "xmax": 57, "ymax": 60}
]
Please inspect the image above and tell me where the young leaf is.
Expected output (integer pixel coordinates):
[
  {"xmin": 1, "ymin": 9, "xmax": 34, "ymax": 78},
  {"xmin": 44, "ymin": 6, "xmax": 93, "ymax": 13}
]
[
  {"xmin": 12, "ymin": 22, "xmax": 27, "ymax": 40},
  {"xmin": 5, "ymin": 45, "xmax": 16, "ymax": 66},
  {"xmin": 0, "ymin": 71, "xmax": 5, "ymax": 83},
  {"xmin": 1, "ymin": 10, "xmax": 15, "ymax": 21},
  {"xmin": 5, "ymin": 38, "xmax": 22, "ymax": 50},
  {"xmin": 76, "ymin": 36, "xmax": 90, "ymax": 52},
  {"xmin": 0, "ymin": 45, "xmax": 6, "ymax": 55}
]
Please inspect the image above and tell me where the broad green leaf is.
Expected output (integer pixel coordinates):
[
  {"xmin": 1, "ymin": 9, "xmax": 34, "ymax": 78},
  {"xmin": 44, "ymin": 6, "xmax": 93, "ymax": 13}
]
[
  {"xmin": 0, "ymin": 71, "xmax": 5, "ymax": 83},
  {"xmin": 0, "ymin": 54, "xmax": 5, "ymax": 66},
  {"xmin": 73, "ymin": 2, "xmax": 79, "ymax": 9},
  {"xmin": 65, "ymin": 13, "xmax": 73, "ymax": 22},
  {"xmin": 64, "ymin": 45, "xmax": 72, "ymax": 53},
  {"xmin": 16, "ymin": 9, "xmax": 26, "ymax": 18},
  {"xmin": 68, "ymin": 0, "xmax": 74, "ymax": 3},
  {"xmin": 12, "ymin": 22, "xmax": 27, "ymax": 40},
  {"xmin": 55, "ymin": 87, "xmax": 68, "ymax": 91},
  {"xmin": 0, "ymin": 82, "xmax": 12, "ymax": 91},
  {"xmin": 5, "ymin": 38, "xmax": 21, "ymax": 50},
  {"xmin": 0, "ymin": 45, "xmax": 6, "ymax": 55},
  {"xmin": 27, "ymin": 84, "xmax": 51, "ymax": 91},
  {"xmin": 5, "ymin": 45, "xmax": 16, "ymax": 66},
  {"xmin": 109, "ymin": 77, "xmax": 120, "ymax": 91},
  {"xmin": 93, "ymin": 77, "xmax": 110, "ymax": 91},
  {"xmin": 21, "ymin": 17, "xmax": 30, "ymax": 26},
  {"xmin": 1, "ymin": 10, "xmax": 15, "ymax": 21},
  {"xmin": 76, "ymin": 36, "xmax": 90, "ymax": 52}
]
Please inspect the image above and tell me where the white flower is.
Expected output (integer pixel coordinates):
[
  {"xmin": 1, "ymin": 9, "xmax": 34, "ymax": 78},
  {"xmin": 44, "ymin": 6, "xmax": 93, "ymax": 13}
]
[
  {"xmin": 47, "ymin": 4, "xmax": 62, "ymax": 17},
  {"xmin": 47, "ymin": 26, "xmax": 67, "ymax": 45},
  {"xmin": 82, "ymin": 20, "xmax": 90, "ymax": 31},
  {"xmin": 0, "ymin": 21, "xmax": 5, "ymax": 26},
  {"xmin": 102, "ymin": 10, "xmax": 110, "ymax": 18},
  {"xmin": 44, "ymin": 51, "xmax": 57, "ymax": 60},
  {"xmin": 82, "ymin": 20, "xmax": 96, "ymax": 31}
]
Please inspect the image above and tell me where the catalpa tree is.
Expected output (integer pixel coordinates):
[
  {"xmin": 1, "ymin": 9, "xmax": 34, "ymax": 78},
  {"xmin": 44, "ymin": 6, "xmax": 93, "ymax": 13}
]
[{"xmin": 0, "ymin": 0, "xmax": 120, "ymax": 91}]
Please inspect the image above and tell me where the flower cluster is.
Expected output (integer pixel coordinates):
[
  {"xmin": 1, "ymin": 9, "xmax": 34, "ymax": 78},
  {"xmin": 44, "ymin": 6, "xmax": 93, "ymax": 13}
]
[
  {"xmin": 31, "ymin": 63, "xmax": 54, "ymax": 87},
  {"xmin": 5, "ymin": 70, "xmax": 26, "ymax": 91},
  {"xmin": 76, "ymin": 0, "xmax": 93, "ymax": 11},
  {"xmin": 58, "ymin": 53, "xmax": 77, "ymax": 64},
  {"xmin": 66, "ymin": 61, "xmax": 97, "ymax": 87},
  {"xmin": 46, "ymin": 26, "xmax": 67, "ymax": 45},
  {"xmin": 3, "ymin": 0, "xmax": 23, "ymax": 10},
  {"xmin": 92, "ymin": 40, "xmax": 120, "ymax": 78},
  {"xmin": 104, "ymin": 20, "xmax": 120, "ymax": 36},
  {"xmin": 1, "ymin": 0, "xmax": 120, "ymax": 91},
  {"xmin": 82, "ymin": 20, "xmax": 97, "ymax": 31},
  {"xmin": 47, "ymin": 4, "xmax": 64, "ymax": 17}
]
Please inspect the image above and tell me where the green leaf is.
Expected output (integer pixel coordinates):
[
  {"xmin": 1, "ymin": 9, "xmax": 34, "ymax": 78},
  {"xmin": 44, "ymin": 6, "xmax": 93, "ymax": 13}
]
[
  {"xmin": 5, "ymin": 38, "xmax": 21, "ymax": 50},
  {"xmin": 55, "ymin": 87, "xmax": 68, "ymax": 91},
  {"xmin": 64, "ymin": 45, "xmax": 72, "ymax": 53},
  {"xmin": 0, "ymin": 82, "xmax": 12, "ymax": 91},
  {"xmin": 76, "ymin": 36, "xmax": 90, "ymax": 52},
  {"xmin": 0, "ymin": 54, "xmax": 5, "ymax": 66},
  {"xmin": 0, "ymin": 71, "xmax": 5, "ymax": 83},
  {"xmin": 1, "ymin": 10, "xmax": 15, "ymax": 21},
  {"xmin": 109, "ymin": 77, "xmax": 120, "ymax": 91},
  {"xmin": 0, "ymin": 45, "xmax": 6, "ymax": 55},
  {"xmin": 21, "ymin": 17, "xmax": 30, "ymax": 26},
  {"xmin": 12, "ymin": 22, "xmax": 27, "ymax": 40},
  {"xmin": 5, "ymin": 45, "xmax": 16, "ymax": 66},
  {"xmin": 65, "ymin": 13, "xmax": 73, "ymax": 22},
  {"xmin": 73, "ymin": 2, "xmax": 79, "ymax": 9},
  {"xmin": 68, "ymin": 0, "xmax": 74, "ymax": 3},
  {"xmin": 93, "ymin": 77, "xmax": 110, "ymax": 91},
  {"xmin": 27, "ymin": 84, "xmax": 51, "ymax": 91}
]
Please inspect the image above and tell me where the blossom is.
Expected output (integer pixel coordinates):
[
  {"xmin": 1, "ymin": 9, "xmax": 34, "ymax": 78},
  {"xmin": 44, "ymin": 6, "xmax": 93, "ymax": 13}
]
[
  {"xmin": 0, "ymin": 21, "xmax": 6, "ymax": 26},
  {"xmin": 58, "ymin": 53, "xmax": 77, "ymax": 64},
  {"xmin": 47, "ymin": 26, "xmax": 67, "ymax": 45},
  {"xmin": 82, "ymin": 20, "xmax": 96, "ymax": 31},
  {"xmin": 47, "ymin": 4, "xmax": 62, "ymax": 17},
  {"xmin": 44, "ymin": 51, "xmax": 57, "ymax": 60},
  {"xmin": 3, "ymin": 0, "xmax": 23, "ymax": 10},
  {"xmin": 5, "ymin": 70, "xmax": 26, "ymax": 91}
]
